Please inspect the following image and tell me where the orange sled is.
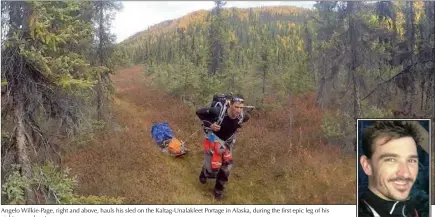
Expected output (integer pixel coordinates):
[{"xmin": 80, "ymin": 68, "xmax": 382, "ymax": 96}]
[{"xmin": 162, "ymin": 137, "xmax": 189, "ymax": 157}]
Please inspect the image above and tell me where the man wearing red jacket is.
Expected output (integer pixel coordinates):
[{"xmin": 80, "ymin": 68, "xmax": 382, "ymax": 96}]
[{"xmin": 195, "ymin": 95, "xmax": 250, "ymax": 200}]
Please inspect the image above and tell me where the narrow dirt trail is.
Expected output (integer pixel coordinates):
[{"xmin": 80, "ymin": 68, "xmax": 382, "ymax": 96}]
[
  {"xmin": 63, "ymin": 65, "xmax": 219, "ymax": 204},
  {"xmin": 63, "ymin": 65, "xmax": 356, "ymax": 204}
]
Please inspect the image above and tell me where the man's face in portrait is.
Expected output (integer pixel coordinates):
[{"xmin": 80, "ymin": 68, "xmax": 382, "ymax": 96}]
[{"xmin": 361, "ymin": 136, "xmax": 419, "ymax": 201}]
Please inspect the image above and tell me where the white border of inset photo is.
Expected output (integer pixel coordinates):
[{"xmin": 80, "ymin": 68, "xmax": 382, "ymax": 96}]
[{"xmin": 356, "ymin": 118, "xmax": 431, "ymax": 217}]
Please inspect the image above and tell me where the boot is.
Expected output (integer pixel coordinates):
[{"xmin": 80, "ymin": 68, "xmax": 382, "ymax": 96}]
[
  {"xmin": 199, "ymin": 171, "xmax": 207, "ymax": 184},
  {"xmin": 214, "ymin": 189, "xmax": 223, "ymax": 200}
]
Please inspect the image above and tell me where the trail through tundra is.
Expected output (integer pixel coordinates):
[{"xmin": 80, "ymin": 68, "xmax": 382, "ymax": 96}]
[{"xmin": 63, "ymin": 65, "xmax": 356, "ymax": 204}]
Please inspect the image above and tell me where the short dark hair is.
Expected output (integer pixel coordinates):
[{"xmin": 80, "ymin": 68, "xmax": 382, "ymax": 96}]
[{"xmin": 362, "ymin": 120, "xmax": 420, "ymax": 159}]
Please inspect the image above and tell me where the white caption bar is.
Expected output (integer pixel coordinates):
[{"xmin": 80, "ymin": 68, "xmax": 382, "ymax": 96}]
[{"xmin": 1, "ymin": 205, "xmax": 356, "ymax": 217}]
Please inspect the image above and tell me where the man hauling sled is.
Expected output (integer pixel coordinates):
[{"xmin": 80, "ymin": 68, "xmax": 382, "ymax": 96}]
[{"xmin": 195, "ymin": 93, "xmax": 250, "ymax": 200}]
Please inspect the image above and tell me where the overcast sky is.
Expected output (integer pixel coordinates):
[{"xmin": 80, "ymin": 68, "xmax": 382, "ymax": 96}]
[{"xmin": 112, "ymin": 1, "xmax": 315, "ymax": 43}]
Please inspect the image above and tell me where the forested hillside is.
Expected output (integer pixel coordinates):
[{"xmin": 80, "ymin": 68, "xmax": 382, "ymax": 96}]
[
  {"xmin": 118, "ymin": 5, "xmax": 314, "ymax": 106},
  {"xmin": 1, "ymin": 1, "xmax": 434, "ymax": 207},
  {"xmin": 118, "ymin": 2, "xmax": 434, "ymax": 122}
]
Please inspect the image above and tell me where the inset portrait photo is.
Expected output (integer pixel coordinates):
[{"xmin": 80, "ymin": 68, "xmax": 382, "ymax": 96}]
[{"xmin": 357, "ymin": 119, "xmax": 431, "ymax": 217}]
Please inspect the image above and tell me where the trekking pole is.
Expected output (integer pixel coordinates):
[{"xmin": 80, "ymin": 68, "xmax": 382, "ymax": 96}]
[{"xmin": 243, "ymin": 105, "xmax": 256, "ymax": 113}]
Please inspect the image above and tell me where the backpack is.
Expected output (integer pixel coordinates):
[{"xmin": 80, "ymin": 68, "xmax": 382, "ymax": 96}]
[
  {"xmin": 210, "ymin": 93, "xmax": 244, "ymax": 126},
  {"xmin": 151, "ymin": 122, "xmax": 173, "ymax": 145}
]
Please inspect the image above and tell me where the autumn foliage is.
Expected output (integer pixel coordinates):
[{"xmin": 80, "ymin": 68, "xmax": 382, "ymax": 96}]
[{"xmin": 62, "ymin": 65, "xmax": 356, "ymax": 204}]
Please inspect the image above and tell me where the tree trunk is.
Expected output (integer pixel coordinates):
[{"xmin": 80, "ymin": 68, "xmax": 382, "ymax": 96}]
[
  {"xmin": 231, "ymin": 72, "xmax": 235, "ymax": 92},
  {"xmin": 262, "ymin": 69, "xmax": 266, "ymax": 100},
  {"xmin": 391, "ymin": 8, "xmax": 398, "ymax": 66},
  {"xmin": 316, "ymin": 57, "xmax": 326, "ymax": 108},
  {"xmin": 184, "ymin": 67, "xmax": 188, "ymax": 100},
  {"xmin": 304, "ymin": 20, "xmax": 315, "ymax": 84},
  {"xmin": 97, "ymin": 1, "xmax": 104, "ymax": 121},
  {"xmin": 97, "ymin": 74, "xmax": 103, "ymax": 120},
  {"xmin": 7, "ymin": 1, "xmax": 36, "ymax": 204},
  {"xmin": 15, "ymin": 100, "xmax": 35, "ymax": 204},
  {"xmin": 420, "ymin": 81, "xmax": 425, "ymax": 111},
  {"xmin": 405, "ymin": 2, "xmax": 416, "ymax": 115},
  {"xmin": 348, "ymin": 2, "xmax": 361, "ymax": 118}
]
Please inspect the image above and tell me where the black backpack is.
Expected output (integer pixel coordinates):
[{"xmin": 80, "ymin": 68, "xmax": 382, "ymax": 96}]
[
  {"xmin": 210, "ymin": 92, "xmax": 244, "ymax": 125},
  {"xmin": 210, "ymin": 93, "xmax": 230, "ymax": 107}
]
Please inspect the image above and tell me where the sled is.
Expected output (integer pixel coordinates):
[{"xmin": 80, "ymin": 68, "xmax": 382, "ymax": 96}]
[{"xmin": 151, "ymin": 122, "xmax": 189, "ymax": 157}]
